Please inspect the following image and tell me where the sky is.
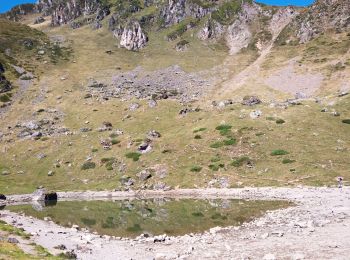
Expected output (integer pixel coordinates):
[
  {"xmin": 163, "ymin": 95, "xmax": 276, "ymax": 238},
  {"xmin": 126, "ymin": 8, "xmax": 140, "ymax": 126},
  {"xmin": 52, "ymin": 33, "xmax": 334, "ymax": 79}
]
[
  {"xmin": 0, "ymin": 0, "xmax": 315, "ymax": 14},
  {"xmin": 0, "ymin": 0, "xmax": 37, "ymax": 13}
]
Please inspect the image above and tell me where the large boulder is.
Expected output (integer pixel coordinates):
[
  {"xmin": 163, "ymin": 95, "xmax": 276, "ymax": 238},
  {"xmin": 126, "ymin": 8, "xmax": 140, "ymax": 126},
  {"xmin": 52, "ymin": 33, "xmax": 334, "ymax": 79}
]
[
  {"xmin": 32, "ymin": 188, "xmax": 58, "ymax": 202},
  {"xmin": 120, "ymin": 20, "xmax": 148, "ymax": 51}
]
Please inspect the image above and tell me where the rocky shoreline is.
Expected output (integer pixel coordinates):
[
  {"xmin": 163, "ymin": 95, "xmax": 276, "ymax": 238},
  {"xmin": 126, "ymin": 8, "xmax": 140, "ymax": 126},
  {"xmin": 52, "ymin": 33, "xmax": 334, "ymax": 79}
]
[{"xmin": 1, "ymin": 186, "xmax": 349, "ymax": 259}]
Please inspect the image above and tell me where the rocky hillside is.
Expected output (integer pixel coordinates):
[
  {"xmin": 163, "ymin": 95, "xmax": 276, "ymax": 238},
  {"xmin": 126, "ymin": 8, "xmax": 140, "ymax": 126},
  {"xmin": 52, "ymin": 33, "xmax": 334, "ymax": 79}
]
[
  {"xmin": 277, "ymin": 0, "xmax": 350, "ymax": 44},
  {"xmin": 2, "ymin": 0, "xmax": 347, "ymax": 53}
]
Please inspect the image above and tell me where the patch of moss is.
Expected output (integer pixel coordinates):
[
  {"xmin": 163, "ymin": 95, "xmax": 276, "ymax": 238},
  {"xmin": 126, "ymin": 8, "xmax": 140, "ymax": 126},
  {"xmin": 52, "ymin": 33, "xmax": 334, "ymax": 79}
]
[
  {"xmin": 190, "ymin": 165, "xmax": 202, "ymax": 172},
  {"xmin": 125, "ymin": 152, "xmax": 141, "ymax": 161},
  {"xmin": 282, "ymin": 158, "xmax": 295, "ymax": 164},
  {"xmin": 271, "ymin": 150, "xmax": 289, "ymax": 156},
  {"xmin": 81, "ymin": 162, "xmax": 96, "ymax": 170}
]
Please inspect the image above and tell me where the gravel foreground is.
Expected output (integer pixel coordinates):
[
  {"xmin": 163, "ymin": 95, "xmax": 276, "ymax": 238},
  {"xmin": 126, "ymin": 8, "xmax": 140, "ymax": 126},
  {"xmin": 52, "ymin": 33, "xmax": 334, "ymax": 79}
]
[{"xmin": 1, "ymin": 187, "xmax": 350, "ymax": 259}]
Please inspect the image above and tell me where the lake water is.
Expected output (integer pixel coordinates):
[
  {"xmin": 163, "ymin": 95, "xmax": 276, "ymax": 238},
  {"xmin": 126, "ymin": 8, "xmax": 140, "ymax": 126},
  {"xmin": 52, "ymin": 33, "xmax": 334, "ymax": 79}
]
[{"xmin": 7, "ymin": 199, "xmax": 290, "ymax": 238}]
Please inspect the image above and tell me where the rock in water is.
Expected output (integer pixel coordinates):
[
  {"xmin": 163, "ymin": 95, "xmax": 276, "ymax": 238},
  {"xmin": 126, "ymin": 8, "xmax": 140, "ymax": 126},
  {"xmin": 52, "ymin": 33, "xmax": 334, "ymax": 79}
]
[
  {"xmin": 32, "ymin": 188, "xmax": 58, "ymax": 201},
  {"xmin": 120, "ymin": 20, "xmax": 148, "ymax": 51}
]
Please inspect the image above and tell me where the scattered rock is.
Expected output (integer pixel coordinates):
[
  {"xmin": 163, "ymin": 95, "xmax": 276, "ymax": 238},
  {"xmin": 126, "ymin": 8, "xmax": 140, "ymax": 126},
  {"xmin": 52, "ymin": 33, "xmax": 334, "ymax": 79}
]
[
  {"xmin": 295, "ymin": 92, "xmax": 307, "ymax": 99},
  {"xmin": 34, "ymin": 16, "xmax": 45, "ymax": 24},
  {"xmin": 147, "ymin": 130, "xmax": 161, "ymax": 138},
  {"xmin": 138, "ymin": 140, "xmax": 152, "ymax": 153},
  {"xmin": 242, "ymin": 96, "xmax": 261, "ymax": 106},
  {"xmin": 153, "ymin": 234, "xmax": 167, "ymax": 243},
  {"xmin": 129, "ymin": 103, "xmax": 140, "ymax": 111},
  {"xmin": 7, "ymin": 237, "xmax": 19, "ymax": 244},
  {"xmin": 249, "ymin": 110, "xmax": 262, "ymax": 119},
  {"xmin": 80, "ymin": 127, "xmax": 92, "ymax": 133},
  {"xmin": 153, "ymin": 182, "xmax": 171, "ymax": 191},
  {"xmin": 148, "ymin": 99, "xmax": 157, "ymax": 108},
  {"xmin": 136, "ymin": 170, "xmax": 152, "ymax": 181}
]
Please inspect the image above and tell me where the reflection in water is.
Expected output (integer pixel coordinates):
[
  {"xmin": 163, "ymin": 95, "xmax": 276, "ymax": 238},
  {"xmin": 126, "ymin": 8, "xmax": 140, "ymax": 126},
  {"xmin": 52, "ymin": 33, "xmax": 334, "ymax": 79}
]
[
  {"xmin": 31, "ymin": 200, "xmax": 58, "ymax": 211},
  {"xmin": 8, "ymin": 198, "xmax": 289, "ymax": 238}
]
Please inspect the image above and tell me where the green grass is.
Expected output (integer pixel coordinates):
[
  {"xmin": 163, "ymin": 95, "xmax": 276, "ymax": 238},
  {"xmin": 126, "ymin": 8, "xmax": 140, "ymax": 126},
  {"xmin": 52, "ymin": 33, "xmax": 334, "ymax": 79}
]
[
  {"xmin": 271, "ymin": 150, "xmax": 289, "ymax": 156},
  {"xmin": 111, "ymin": 139, "xmax": 120, "ymax": 145},
  {"xmin": 209, "ymin": 164, "xmax": 220, "ymax": 171},
  {"xmin": 0, "ymin": 220, "xmax": 30, "ymax": 239},
  {"xmin": 125, "ymin": 152, "xmax": 142, "ymax": 162},
  {"xmin": 190, "ymin": 165, "xmax": 202, "ymax": 172},
  {"xmin": 342, "ymin": 119, "xmax": 350, "ymax": 124},
  {"xmin": 231, "ymin": 156, "xmax": 250, "ymax": 167},
  {"xmin": 0, "ymin": 93, "xmax": 11, "ymax": 102},
  {"xmin": 81, "ymin": 162, "xmax": 96, "ymax": 170},
  {"xmin": 276, "ymin": 119, "xmax": 286, "ymax": 124},
  {"xmin": 282, "ymin": 159, "xmax": 296, "ymax": 164}
]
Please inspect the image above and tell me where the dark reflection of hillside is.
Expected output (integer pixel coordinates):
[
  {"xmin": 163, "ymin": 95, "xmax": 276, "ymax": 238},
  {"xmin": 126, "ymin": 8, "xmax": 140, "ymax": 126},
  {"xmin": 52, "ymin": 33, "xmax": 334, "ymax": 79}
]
[{"xmin": 8, "ymin": 199, "xmax": 290, "ymax": 238}]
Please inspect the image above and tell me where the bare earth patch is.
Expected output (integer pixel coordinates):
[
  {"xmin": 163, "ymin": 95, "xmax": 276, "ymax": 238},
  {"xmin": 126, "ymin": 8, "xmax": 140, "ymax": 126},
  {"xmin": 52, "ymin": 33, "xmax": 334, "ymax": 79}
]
[{"xmin": 265, "ymin": 61, "xmax": 324, "ymax": 97}]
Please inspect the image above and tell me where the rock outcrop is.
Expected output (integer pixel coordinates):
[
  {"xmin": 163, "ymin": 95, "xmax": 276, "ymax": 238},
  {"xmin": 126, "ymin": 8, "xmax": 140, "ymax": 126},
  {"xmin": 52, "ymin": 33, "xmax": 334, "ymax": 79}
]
[
  {"xmin": 279, "ymin": 0, "xmax": 350, "ymax": 44},
  {"xmin": 0, "ymin": 63, "xmax": 12, "ymax": 94},
  {"xmin": 159, "ymin": 0, "xmax": 187, "ymax": 27},
  {"xmin": 198, "ymin": 18, "xmax": 224, "ymax": 41},
  {"xmin": 225, "ymin": 3, "xmax": 261, "ymax": 55},
  {"xmin": 159, "ymin": 0, "xmax": 216, "ymax": 27},
  {"xmin": 119, "ymin": 20, "xmax": 148, "ymax": 51},
  {"xmin": 37, "ymin": 0, "xmax": 103, "ymax": 26}
]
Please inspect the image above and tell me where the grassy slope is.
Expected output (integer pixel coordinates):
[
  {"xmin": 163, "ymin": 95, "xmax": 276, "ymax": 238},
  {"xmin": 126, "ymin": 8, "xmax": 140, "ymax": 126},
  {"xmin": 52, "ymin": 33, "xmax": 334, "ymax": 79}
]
[{"xmin": 0, "ymin": 9, "xmax": 349, "ymax": 194}]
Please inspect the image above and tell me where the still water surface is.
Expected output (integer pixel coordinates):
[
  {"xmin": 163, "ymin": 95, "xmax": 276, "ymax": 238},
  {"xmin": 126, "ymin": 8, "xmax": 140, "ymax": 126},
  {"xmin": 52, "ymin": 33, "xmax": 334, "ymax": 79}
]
[{"xmin": 8, "ymin": 199, "xmax": 290, "ymax": 238}]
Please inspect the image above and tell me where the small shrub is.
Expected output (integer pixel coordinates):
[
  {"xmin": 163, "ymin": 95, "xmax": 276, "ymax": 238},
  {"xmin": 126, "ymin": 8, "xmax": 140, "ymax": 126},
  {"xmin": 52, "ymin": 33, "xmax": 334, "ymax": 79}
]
[
  {"xmin": 255, "ymin": 132, "xmax": 264, "ymax": 136},
  {"xmin": 223, "ymin": 138, "xmax": 236, "ymax": 146},
  {"xmin": 210, "ymin": 141, "xmax": 224, "ymax": 148},
  {"xmin": 193, "ymin": 128, "xmax": 206, "ymax": 133},
  {"xmin": 192, "ymin": 212, "xmax": 204, "ymax": 217},
  {"xmin": 276, "ymin": 119, "xmax": 286, "ymax": 124},
  {"xmin": 106, "ymin": 166, "xmax": 113, "ymax": 171},
  {"xmin": 0, "ymin": 94, "xmax": 10, "ymax": 102},
  {"xmin": 91, "ymin": 148, "xmax": 98, "ymax": 152},
  {"xmin": 190, "ymin": 166, "xmax": 202, "ymax": 172},
  {"xmin": 111, "ymin": 139, "xmax": 120, "ymax": 145},
  {"xmin": 101, "ymin": 157, "xmax": 114, "ymax": 163},
  {"xmin": 271, "ymin": 150, "xmax": 289, "ymax": 156},
  {"xmin": 81, "ymin": 162, "xmax": 96, "ymax": 170},
  {"xmin": 342, "ymin": 119, "xmax": 350, "ymax": 124},
  {"xmin": 162, "ymin": 149, "xmax": 172, "ymax": 154},
  {"xmin": 209, "ymin": 164, "xmax": 220, "ymax": 171},
  {"xmin": 282, "ymin": 159, "xmax": 295, "ymax": 164},
  {"xmin": 194, "ymin": 134, "xmax": 202, "ymax": 139},
  {"xmin": 231, "ymin": 156, "xmax": 250, "ymax": 167},
  {"xmin": 266, "ymin": 116, "xmax": 275, "ymax": 121},
  {"xmin": 109, "ymin": 133, "xmax": 118, "ymax": 138},
  {"xmin": 125, "ymin": 152, "xmax": 141, "ymax": 161},
  {"xmin": 210, "ymin": 156, "xmax": 220, "ymax": 162}
]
